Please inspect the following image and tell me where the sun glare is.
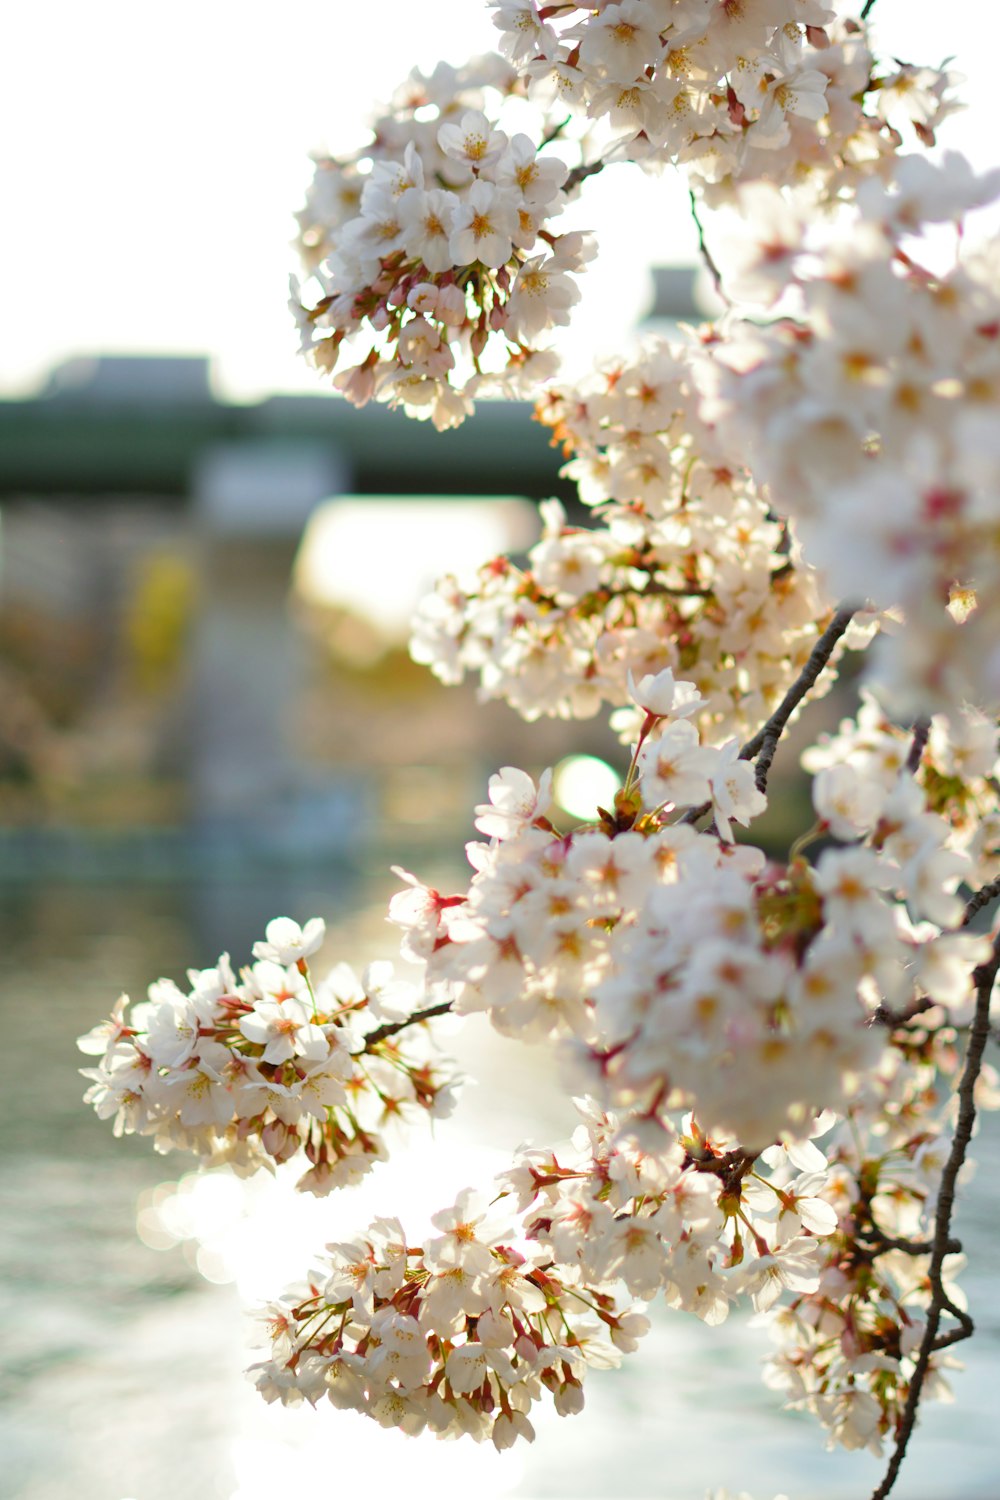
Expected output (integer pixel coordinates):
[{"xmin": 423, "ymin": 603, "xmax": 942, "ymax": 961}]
[{"xmin": 294, "ymin": 497, "xmax": 537, "ymax": 635}]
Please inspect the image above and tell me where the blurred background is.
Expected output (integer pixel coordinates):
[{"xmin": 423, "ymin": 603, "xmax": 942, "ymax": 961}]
[{"xmin": 2, "ymin": 4, "xmax": 998, "ymax": 1498}]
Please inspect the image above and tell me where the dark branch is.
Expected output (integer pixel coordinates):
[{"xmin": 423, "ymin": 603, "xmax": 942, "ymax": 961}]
[
  {"xmin": 856, "ymin": 1226, "xmax": 961, "ymax": 1257},
  {"xmin": 963, "ymin": 875, "xmax": 1000, "ymax": 928},
  {"xmin": 539, "ymin": 113, "xmax": 572, "ymax": 148},
  {"xmin": 746, "ymin": 606, "xmax": 856, "ymax": 794},
  {"xmin": 906, "ymin": 717, "xmax": 930, "ymax": 774},
  {"xmin": 933, "ymin": 1287, "xmax": 974, "ymax": 1348},
  {"xmin": 869, "ymin": 928, "xmax": 1000, "ymax": 1500},
  {"xmin": 564, "ymin": 155, "xmax": 611, "ymax": 193},
  {"xmin": 688, "ymin": 187, "xmax": 729, "ymax": 304},
  {"xmin": 870, "ymin": 995, "xmax": 934, "ymax": 1029},
  {"xmin": 860, "ymin": 0, "xmax": 879, "ymax": 18},
  {"xmin": 359, "ymin": 999, "xmax": 454, "ymax": 1049},
  {"xmin": 680, "ymin": 604, "xmax": 856, "ymax": 825}
]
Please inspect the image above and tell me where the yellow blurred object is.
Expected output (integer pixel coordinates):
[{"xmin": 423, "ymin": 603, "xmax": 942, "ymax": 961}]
[{"xmin": 124, "ymin": 551, "xmax": 197, "ymax": 693}]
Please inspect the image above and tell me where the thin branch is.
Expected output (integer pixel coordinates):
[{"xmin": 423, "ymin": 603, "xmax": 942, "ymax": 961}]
[
  {"xmin": 747, "ymin": 606, "xmax": 857, "ymax": 794},
  {"xmin": 870, "ymin": 995, "xmax": 934, "ymax": 1029},
  {"xmin": 539, "ymin": 113, "xmax": 572, "ymax": 148},
  {"xmin": 869, "ymin": 928, "xmax": 1000, "ymax": 1500},
  {"xmin": 359, "ymin": 999, "xmax": 454, "ymax": 1049},
  {"xmin": 905, "ymin": 717, "xmax": 930, "ymax": 775},
  {"xmin": 963, "ymin": 874, "xmax": 1000, "ymax": 927},
  {"xmin": 688, "ymin": 187, "xmax": 729, "ymax": 305},
  {"xmin": 856, "ymin": 1226, "xmax": 960, "ymax": 1257},
  {"xmin": 933, "ymin": 1287, "xmax": 974, "ymax": 1348},
  {"xmin": 860, "ymin": 0, "xmax": 879, "ymax": 18},
  {"xmin": 680, "ymin": 604, "xmax": 856, "ymax": 825},
  {"xmin": 564, "ymin": 154, "xmax": 612, "ymax": 193}
]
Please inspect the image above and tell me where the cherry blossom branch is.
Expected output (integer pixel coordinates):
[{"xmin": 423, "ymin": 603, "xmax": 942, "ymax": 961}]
[
  {"xmin": 905, "ymin": 717, "xmax": 931, "ymax": 774},
  {"xmin": 359, "ymin": 998, "xmax": 454, "ymax": 1049},
  {"xmin": 962, "ymin": 874, "xmax": 1000, "ymax": 927},
  {"xmin": 856, "ymin": 1223, "xmax": 960, "ymax": 1258},
  {"xmin": 680, "ymin": 605, "xmax": 856, "ymax": 826},
  {"xmin": 869, "ymin": 927, "xmax": 1000, "ymax": 1500},
  {"xmin": 564, "ymin": 154, "xmax": 611, "ymax": 193},
  {"xmin": 688, "ymin": 187, "xmax": 728, "ymax": 304},
  {"xmin": 540, "ymin": 113, "xmax": 572, "ymax": 148},
  {"xmin": 745, "ymin": 606, "xmax": 857, "ymax": 794},
  {"xmin": 860, "ymin": 0, "xmax": 879, "ymax": 18},
  {"xmin": 870, "ymin": 995, "xmax": 934, "ymax": 1029}
]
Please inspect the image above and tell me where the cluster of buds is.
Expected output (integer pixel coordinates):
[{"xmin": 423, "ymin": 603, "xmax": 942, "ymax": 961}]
[
  {"xmin": 292, "ymin": 55, "xmax": 594, "ymax": 427},
  {"xmin": 79, "ymin": 917, "xmax": 457, "ymax": 1194}
]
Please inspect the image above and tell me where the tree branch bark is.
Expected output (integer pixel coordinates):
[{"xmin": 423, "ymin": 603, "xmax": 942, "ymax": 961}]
[
  {"xmin": 869, "ymin": 928, "xmax": 1000, "ymax": 1500},
  {"xmin": 359, "ymin": 999, "xmax": 455, "ymax": 1049},
  {"xmin": 680, "ymin": 604, "xmax": 856, "ymax": 825},
  {"xmin": 746, "ymin": 606, "xmax": 856, "ymax": 794}
]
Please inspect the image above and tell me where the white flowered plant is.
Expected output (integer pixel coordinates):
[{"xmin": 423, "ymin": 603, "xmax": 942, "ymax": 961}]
[{"xmin": 82, "ymin": 4, "xmax": 1000, "ymax": 1496}]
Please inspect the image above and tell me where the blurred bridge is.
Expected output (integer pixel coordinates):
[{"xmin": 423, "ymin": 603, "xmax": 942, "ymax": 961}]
[{"xmin": 0, "ymin": 355, "xmax": 573, "ymax": 506}]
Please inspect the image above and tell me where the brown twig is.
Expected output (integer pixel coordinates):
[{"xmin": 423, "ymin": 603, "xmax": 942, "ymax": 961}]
[
  {"xmin": 860, "ymin": 0, "xmax": 879, "ymax": 18},
  {"xmin": 688, "ymin": 187, "xmax": 729, "ymax": 305},
  {"xmin": 564, "ymin": 155, "xmax": 611, "ymax": 193},
  {"xmin": 359, "ymin": 999, "xmax": 454, "ymax": 1049},
  {"xmin": 747, "ymin": 606, "xmax": 857, "ymax": 794},
  {"xmin": 856, "ymin": 1225, "xmax": 960, "ymax": 1258},
  {"xmin": 962, "ymin": 874, "xmax": 1000, "ymax": 928},
  {"xmin": 905, "ymin": 717, "xmax": 930, "ymax": 774},
  {"xmin": 869, "ymin": 927, "xmax": 1000, "ymax": 1500},
  {"xmin": 870, "ymin": 995, "xmax": 934, "ymax": 1029},
  {"xmin": 540, "ymin": 113, "xmax": 572, "ymax": 148},
  {"xmin": 680, "ymin": 604, "xmax": 856, "ymax": 825}
]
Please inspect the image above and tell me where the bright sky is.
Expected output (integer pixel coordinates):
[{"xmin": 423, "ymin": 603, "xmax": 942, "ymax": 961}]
[{"xmin": 3, "ymin": 2, "xmax": 997, "ymax": 402}]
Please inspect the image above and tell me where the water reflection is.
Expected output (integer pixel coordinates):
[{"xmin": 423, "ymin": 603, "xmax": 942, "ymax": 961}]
[{"xmin": 2, "ymin": 878, "xmax": 997, "ymax": 1500}]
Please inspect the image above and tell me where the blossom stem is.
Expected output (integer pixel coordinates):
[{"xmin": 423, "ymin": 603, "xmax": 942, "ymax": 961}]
[
  {"xmin": 869, "ymin": 927, "xmax": 1000, "ymax": 1500},
  {"xmin": 788, "ymin": 821, "xmax": 823, "ymax": 862},
  {"xmin": 299, "ymin": 963, "xmax": 320, "ymax": 1020}
]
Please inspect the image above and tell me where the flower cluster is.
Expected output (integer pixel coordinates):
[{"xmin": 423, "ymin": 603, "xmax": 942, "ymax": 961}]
[
  {"xmin": 79, "ymin": 917, "xmax": 457, "ymax": 1195},
  {"xmin": 248, "ymin": 1101, "xmax": 853, "ymax": 1447},
  {"xmin": 396, "ymin": 727, "xmax": 988, "ymax": 1151},
  {"xmin": 292, "ymin": 55, "xmax": 593, "ymax": 427},
  {"xmin": 412, "ymin": 339, "xmax": 848, "ymax": 744},
  {"xmin": 490, "ymin": 5, "xmax": 958, "ymax": 206},
  {"xmin": 761, "ymin": 967, "xmax": 1000, "ymax": 1457},
  {"xmin": 765, "ymin": 1132, "xmax": 969, "ymax": 1455},
  {"xmin": 805, "ymin": 691, "xmax": 1000, "ymax": 893},
  {"xmin": 247, "ymin": 1184, "xmax": 645, "ymax": 1448},
  {"xmin": 704, "ymin": 152, "xmax": 1000, "ymax": 714},
  {"xmin": 499, "ymin": 1101, "xmax": 837, "ymax": 1331}
]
